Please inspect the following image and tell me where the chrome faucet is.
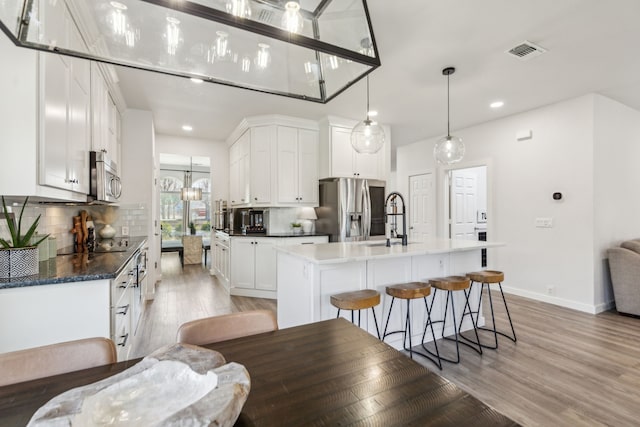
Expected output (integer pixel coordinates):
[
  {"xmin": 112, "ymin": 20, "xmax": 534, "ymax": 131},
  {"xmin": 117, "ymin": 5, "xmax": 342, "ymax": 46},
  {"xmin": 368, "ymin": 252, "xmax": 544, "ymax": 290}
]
[{"xmin": 384, "ymin": 191, "xmax": 408, "ymax": 246}]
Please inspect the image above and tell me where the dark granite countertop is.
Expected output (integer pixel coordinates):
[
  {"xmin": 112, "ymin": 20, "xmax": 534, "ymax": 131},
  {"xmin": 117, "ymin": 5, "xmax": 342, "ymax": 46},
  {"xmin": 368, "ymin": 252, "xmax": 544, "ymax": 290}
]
[{"xmin": 0, "ymin": 237, "xmax": 147, "ymax": 290}]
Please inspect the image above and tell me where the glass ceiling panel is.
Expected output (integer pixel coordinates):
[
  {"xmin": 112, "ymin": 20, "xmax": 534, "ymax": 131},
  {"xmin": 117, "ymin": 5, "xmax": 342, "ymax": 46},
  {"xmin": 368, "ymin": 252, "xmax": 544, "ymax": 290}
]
[{"xmin": 0, "ymin": 0, "xmax": 380, "ymax": 103}]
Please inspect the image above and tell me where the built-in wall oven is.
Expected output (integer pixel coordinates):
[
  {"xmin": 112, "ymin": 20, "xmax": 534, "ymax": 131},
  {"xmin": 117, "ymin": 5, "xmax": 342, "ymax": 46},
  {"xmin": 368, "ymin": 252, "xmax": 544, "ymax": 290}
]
[{"xmin": 89, "ymin": 151, "xmax": 122, "ymax": 203}]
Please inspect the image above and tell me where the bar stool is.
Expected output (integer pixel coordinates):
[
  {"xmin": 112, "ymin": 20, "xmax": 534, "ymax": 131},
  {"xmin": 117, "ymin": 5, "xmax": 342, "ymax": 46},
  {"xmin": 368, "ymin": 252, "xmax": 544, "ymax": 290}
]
[
  {"xmin": 423, "ymin": 276, "xmax": 482, "ymax": 364},
  {"xmin": 331, "ymin": 289, "xmax": 381, "ymax": 339},
  {"xmin": 382, "ymin": 282, "xmax": 441, "ymax": 369},
  {"xmin": 465, "ymin": 270, "xmax": 517, "ymax": 349}
]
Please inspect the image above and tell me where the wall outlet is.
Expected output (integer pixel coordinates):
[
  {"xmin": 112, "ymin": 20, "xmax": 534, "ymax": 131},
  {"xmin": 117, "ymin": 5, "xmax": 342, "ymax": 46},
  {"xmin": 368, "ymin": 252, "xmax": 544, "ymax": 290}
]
[
  {"xmin": 121, "ymin": 226, "xmax": 130, "ymax": 236},
  {"xmin": 535, "ymin": 217, "xmax": 553, "ymax": 228},
  {"xmin": 546, "ymin": 285, "xmax": 555, "ymax": 295}
]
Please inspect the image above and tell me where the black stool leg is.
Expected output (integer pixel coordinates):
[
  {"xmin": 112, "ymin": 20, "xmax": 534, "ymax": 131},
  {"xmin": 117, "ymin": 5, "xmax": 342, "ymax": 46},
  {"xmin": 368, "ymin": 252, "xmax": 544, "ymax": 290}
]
[
  {"xmin": 420, "ymin": 295, "xmax": 442, "ymax": 370},
  {"xmin": 456, "ymin": 287, "xmax": 483, "ymax": 355},
  {"xmin": 498, "ymin": 282, "xmax": 517, "ymax": 342},
  {"xmin": 440, "ymin": 290, "xmax": 463, "ymax": 363},
  {"xmin": 382, "ymin": 297, "xmax": 396, "ymax": 339},
  {"xmin": 370, "ymin": 307, "xmax": 381, "ymax": 339},
  {"xmin": 336, "ymin": 308, "xmax": 341, "ymax": 319}
]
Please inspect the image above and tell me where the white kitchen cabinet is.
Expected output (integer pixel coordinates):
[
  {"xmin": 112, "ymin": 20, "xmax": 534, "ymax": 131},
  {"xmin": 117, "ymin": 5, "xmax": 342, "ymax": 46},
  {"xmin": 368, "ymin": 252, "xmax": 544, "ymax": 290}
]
[
  {"xmin": 230, "ymin": 237, "xmax": 277, "ymax": 298},
  {"xmin": 226, "ymin": 115, "xmax": 319, "ymax": 208},
  {"xmin": 319, "ymin": 117, "xmax": 390, "ymax": 182},
  {"xmin": 249, "ymin": 126, "xmax": 273, "ymax": 205},
  {"xmin": 213, "ymin": 232, "xmax": 230, "ymax": 289},
  {"xmin": 91, "ymin": 63, "xmax": 121, "ymax": 169},
  {"xmin": 0, "ymin": 3, "xmax": 89, "ymax": 202},
  {"xmin": 38, "ymin": 1, "xmax": 91, "ymax": 195},
  {"xmin": 276, "ymin": 126, "xmax": 319, "ymax": 205},
  {"xmin": 229, "ymin": 130, "xmax": 250, "ymax": 206}
]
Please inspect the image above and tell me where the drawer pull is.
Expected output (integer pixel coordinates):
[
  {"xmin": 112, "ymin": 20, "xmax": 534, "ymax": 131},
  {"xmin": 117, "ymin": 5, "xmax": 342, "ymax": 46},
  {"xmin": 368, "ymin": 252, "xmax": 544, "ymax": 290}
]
[
  {"xmin": 117, "ymin": 304, "xmax": 129, "ymax": 315},
  {"xmin": 118, "ymin": 333, "xmax": 129, "ymax": 347},
  {"xmin": 118, "ymin": 283, "xmax": 127, "ymax": 289},
  {"xmin": 301, "ymin": 242, "xmax": 314, "ymax": 245}
]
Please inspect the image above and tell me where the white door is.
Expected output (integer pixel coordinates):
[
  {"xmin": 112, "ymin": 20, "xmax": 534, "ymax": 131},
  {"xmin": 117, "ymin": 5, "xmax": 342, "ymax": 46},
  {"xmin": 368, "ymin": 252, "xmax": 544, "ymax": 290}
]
[
  {"xmin": 250, "ymin": 126, "xmax": 272, "ymax": 204},
  {"xmin": 450, "ymin": 169, "xmax": 478, "ymax": 240},
  {"xmin": 409, "ymin": 173, "xmax": 435, "ymax": 242}
]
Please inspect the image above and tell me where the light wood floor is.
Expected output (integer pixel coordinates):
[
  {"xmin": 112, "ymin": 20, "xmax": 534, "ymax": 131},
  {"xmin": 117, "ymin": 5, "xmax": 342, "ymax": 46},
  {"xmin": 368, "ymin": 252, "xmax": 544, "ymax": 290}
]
[
  {"xmin": 130, "ymin": 254, "xmax": 276, "ymax": 358},
  {"xmin": 410, "ymin": 289, "xmax": 640, "ymax": 426},
  {"xmin": 133, "ymin": 256, "xmax": 640, "ymax": 426}
]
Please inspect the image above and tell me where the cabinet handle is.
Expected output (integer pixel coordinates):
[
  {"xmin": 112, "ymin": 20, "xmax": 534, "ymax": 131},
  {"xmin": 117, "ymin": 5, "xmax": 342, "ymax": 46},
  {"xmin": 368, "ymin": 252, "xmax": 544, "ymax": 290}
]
[
  {"xmin": 101, "ymin": 149, "xmax": 108, "ymax": 153},
  {"xmin": 118, "ymin": 282, "xmax": 127, "ymax": 289},
  {"xmin": 118, "ymin": 333, "xmax": 129, "ymax": 347},
  {"xmin": 254, "ymin": 197, "xmax": 258, "ymax": 201},
  {"xmin": 117, "ymin": 304, "xmax": 129, "ymax": 315}
]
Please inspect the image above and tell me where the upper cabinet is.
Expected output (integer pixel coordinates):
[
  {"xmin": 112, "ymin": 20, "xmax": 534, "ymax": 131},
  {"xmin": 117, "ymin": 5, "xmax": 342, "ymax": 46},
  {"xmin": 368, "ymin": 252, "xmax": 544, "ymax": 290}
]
[
  {"xmin": 38, "ymin": 0, "xmax": 91, "ymax": 195},
  {"xmin": 227, "ymin": 116, "xmax": 319, "ymax": 208},
  {"xmin": 91, "ymin": 63, "xmax": 122, "ymax": 171},
  {"xmin": 319, "ymin": 116, "xmax": 390, "ymax": 182},
  {"xmin": 276, "ymin": 126, "xmax": 318, "ymax": 205}
]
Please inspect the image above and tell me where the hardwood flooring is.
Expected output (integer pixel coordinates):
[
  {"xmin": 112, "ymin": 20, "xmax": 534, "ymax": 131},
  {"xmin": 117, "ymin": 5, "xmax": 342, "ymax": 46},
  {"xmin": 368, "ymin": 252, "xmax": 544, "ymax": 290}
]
[
  {"xmin": 130, "ymin": 253, "xmax": 276, "ymax": 358},
  {"xmin": 133, "ymin": 256, "xmax": 640, "ymax": 426},
  {"xmin": 410, "ymin": 291, "xmax": 640, "ymax": 426}
]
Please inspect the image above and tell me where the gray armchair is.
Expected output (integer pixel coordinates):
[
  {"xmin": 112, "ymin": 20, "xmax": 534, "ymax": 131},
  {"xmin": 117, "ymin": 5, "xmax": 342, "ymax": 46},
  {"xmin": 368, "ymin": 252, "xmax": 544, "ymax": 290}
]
[{"xmin": 607, "ymin": 240, "xmax": 640, "ymax": 316}]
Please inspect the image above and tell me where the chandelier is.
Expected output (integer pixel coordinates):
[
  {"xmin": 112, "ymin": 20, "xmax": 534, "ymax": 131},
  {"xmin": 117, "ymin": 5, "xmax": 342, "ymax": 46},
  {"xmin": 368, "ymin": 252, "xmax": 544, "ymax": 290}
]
[{"xmin": 0, "ymin": 0, "xmax": 380, "ymax": 103}]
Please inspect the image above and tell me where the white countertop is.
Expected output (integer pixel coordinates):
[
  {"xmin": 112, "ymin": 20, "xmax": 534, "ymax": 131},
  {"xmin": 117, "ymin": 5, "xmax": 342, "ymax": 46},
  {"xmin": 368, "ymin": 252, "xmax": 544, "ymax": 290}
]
[{"xmin": 275, "ymin": 239, "xmax": 504, "ymax": 264}]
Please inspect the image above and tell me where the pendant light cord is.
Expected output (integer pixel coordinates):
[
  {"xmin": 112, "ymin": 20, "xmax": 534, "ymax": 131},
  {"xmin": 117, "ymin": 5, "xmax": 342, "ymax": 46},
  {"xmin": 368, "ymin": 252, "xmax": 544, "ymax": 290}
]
[
  {"xmin": 446, "ymin": 73, "xmax": 451, "ymax": 137},
  {"xmin": 366, "ymin": 75, "xmax": 370, "ymax": 120}
]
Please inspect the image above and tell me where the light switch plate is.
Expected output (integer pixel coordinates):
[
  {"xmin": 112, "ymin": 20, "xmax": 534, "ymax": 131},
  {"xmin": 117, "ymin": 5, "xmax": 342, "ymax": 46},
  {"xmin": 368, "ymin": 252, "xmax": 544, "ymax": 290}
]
[
  {"xmin": 535, "ymin": 218, "xmax": 553, "ymax": 228},
  {"xmin": 121, "ymin": 226, "xmax": 130, "ymax": 236}
]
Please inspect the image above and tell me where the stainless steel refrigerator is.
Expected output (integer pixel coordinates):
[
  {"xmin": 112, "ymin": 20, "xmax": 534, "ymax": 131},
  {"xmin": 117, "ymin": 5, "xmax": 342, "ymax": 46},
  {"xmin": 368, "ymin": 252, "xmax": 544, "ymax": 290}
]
[{"xmin": 316, "ymin": 178, "xmax": 386, "ymax": 242}]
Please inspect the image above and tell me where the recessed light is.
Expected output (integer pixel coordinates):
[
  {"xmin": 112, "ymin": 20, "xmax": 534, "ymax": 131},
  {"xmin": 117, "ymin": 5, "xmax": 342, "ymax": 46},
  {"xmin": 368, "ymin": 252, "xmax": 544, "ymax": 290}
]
[
  {"xmin": 190, "ymin": 78, "xmax": 204, "ymax": 84},
  {"xmin": 367, "ymin": 110, "xmax": 378, "ymax": 117},
  {"xmin": 182, "ymin": 125, "xmax": 193, "ymax": 132},
  {"xmin": 490, "ymin": 101, "xmax": 504, "ymax": 109},
  {"xmin": 110, "ymin": 1, "xmax": 127, "ymax": 10}
]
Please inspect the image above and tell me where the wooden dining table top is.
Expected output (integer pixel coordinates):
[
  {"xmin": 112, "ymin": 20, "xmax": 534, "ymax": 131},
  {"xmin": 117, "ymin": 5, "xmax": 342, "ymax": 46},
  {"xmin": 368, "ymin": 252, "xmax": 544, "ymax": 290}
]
[{"xmin": 0, "ymin": 318, "xmax": 519, "ymax": 426}]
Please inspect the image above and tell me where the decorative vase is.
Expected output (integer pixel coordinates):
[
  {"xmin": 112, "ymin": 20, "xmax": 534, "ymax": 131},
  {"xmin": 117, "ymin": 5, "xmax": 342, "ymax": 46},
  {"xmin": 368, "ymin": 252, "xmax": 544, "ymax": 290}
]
[
  {"xmin": 99, "ymin": 224, "xmax": 116, "ymax": 239},
  {"xmin": 0, "ymin": 247, "xmax": 39, "ymax": 278}
]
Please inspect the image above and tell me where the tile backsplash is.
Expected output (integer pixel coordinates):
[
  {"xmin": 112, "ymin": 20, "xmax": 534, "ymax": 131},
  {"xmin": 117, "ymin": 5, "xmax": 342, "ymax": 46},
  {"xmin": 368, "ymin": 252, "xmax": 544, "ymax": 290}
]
[{"xmin": 1, "ymin": 203, "xmax": 149, "ymax": 253}]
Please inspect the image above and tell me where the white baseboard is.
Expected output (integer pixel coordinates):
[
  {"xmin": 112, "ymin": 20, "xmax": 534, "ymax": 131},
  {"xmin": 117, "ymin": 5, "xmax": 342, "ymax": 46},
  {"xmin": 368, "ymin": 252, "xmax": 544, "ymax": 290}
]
[{"xmin": 501, "ymin": 286, "xmax": 614, "ymax": 315}]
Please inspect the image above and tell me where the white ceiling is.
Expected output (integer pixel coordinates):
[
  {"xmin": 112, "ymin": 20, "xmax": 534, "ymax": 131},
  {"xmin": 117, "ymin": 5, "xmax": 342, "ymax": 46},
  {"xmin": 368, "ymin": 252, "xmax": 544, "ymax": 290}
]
[{"xmin": 115, "ymin": 0, "xmax": 640, "ymax": 162}]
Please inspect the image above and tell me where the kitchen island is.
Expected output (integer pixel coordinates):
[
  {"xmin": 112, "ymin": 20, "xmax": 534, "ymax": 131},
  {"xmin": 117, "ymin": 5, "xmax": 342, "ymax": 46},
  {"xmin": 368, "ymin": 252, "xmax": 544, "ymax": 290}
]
[{"xmin": 276, "ymin": 239, "xmax": 503, "ymax": 350}]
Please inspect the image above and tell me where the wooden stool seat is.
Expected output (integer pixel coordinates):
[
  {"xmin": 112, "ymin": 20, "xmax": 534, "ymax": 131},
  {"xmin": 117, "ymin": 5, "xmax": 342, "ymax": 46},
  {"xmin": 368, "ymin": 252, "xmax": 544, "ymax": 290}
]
[
  {"xmin": 467, "ymin": 270, "xmax": 504, "ymax": 283},
  {"xmin": 331, "ymin": 290, "xmax": 380, "ymax": 311},
  {"xmin": 385, "ymin": 282, "xmax": 431, "ymax": 299},
  {"xmin": 429, "ymin": 276, "xmax": 471, "ymax": 291}
]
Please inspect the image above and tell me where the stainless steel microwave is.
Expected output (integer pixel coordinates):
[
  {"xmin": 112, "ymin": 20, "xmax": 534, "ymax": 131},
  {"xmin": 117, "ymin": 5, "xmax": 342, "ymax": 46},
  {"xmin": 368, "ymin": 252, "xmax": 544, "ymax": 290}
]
[{"xmin": 89, "ymin": 151, "xmax": 122, "ymax": 203}]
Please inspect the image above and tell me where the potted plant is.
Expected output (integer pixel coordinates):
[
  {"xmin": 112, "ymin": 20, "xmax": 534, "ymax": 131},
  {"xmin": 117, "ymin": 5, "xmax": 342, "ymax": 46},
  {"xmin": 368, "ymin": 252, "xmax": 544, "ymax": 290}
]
[
  {"xmin": 0, "ymin": 196, "xmax": 48, "ymax": 278},
  {"xmin": 189, "ymin": 222, "xmax": 197, "ymax": 235},
  {"xmin": 291, "ymin": 222, "xmax": 302, "ymax": 234}
]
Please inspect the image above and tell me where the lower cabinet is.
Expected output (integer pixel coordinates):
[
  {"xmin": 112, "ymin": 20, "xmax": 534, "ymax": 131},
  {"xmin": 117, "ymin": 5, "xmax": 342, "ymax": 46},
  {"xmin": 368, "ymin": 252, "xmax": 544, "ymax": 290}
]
[
  {"xmin": 231, "ymin": 237, "xmax": 278, "ymax": 298},
  {"xmin": 230, "ymin": 235, "xmax": 328, "ymax": 299},
  {"xmin": 213, "ymin": 232, "xmax": 230, "ymax": 289}
]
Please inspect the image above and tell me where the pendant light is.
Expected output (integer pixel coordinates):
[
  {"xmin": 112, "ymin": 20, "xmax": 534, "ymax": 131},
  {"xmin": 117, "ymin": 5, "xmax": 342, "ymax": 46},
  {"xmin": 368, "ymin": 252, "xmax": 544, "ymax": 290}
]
[
  {"xmin": 181, "ymin": 158, "xmax": 202, "ymax": 201},
  {"xmin": 351, "ymin": 75, "xmax": 385, "ymax": 154},
  {"xmin": 434, "ymin": 67, "xmax": 465, "ymax": 165},
  {"xmin": 281, "ymin": 1, "xmax": 304, "ymax": 34}
]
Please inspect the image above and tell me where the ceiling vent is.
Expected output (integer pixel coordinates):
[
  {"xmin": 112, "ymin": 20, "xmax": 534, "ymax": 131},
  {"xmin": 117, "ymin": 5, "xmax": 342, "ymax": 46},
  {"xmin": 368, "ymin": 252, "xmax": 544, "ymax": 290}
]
[
  {"xmin": 256, "ymin": 9, "xmax": 275, "ymax": 24},
  {"xmin": 505, "ymin": 41, "xmax": 547, "ymax": 61}
]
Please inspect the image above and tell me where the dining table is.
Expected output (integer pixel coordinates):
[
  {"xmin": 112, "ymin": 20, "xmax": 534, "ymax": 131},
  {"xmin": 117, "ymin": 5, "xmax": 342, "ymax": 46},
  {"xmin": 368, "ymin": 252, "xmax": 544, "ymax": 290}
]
[{"xmin": 0, "ymin": 318, "xmax": 519, "ymax": 426}]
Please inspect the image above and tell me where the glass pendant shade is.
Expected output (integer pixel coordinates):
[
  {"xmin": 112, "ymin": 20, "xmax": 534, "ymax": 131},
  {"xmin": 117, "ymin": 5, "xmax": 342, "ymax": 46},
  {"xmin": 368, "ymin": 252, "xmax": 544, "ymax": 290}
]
[
  {"xmin": 351, "ymin": 75, "xmax": 384, "ymax": 154},
  {"xmin": 351, "ymin": 119, "xmax": 385, "ymax": 154},
  {"xmin": 434, "ymin": 66, "xmax": 465, "ymax": 165},
  {"xmin": 181, "ymin": 187, "xmax": 203, "ymax": 201},
  {"xmin": 434, "ymin": 135, "xmax": 465, "ymax": 165},
  {"xmin": 281, "ymin": 1, "xmax": 304, "ymax": 33}
]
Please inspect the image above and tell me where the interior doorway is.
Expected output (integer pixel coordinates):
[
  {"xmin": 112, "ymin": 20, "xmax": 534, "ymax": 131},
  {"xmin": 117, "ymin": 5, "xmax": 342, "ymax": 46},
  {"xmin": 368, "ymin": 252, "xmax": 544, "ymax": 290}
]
[
  {"xmin": 158, "ymin": 154, "xmax": 211, "ymax": 272},
  {"xmin": 408, "ymin": 172, "xmax": 436, "ymax": 242},
  {"xmin": 446, "ymin": 165, "xmax": 488, "ymax": 265}
]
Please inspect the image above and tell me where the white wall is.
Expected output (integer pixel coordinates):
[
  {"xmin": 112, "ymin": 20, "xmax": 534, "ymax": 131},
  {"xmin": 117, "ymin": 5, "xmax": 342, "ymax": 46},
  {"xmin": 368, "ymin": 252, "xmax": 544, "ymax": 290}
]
[
  {"xmin": 593, "ymin": 95, "xmax": 640, "ymax": 310},
  {"xmin": 121, "ymin": 109, "xmax": 157, "ymax": 297},
  {"xmin": 397, "ymin": 94, "xmax": 598, "ymax": 312},
  {"xmin": 155, "ymin": 134, "xmax": 229, "ymax": 204}
]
